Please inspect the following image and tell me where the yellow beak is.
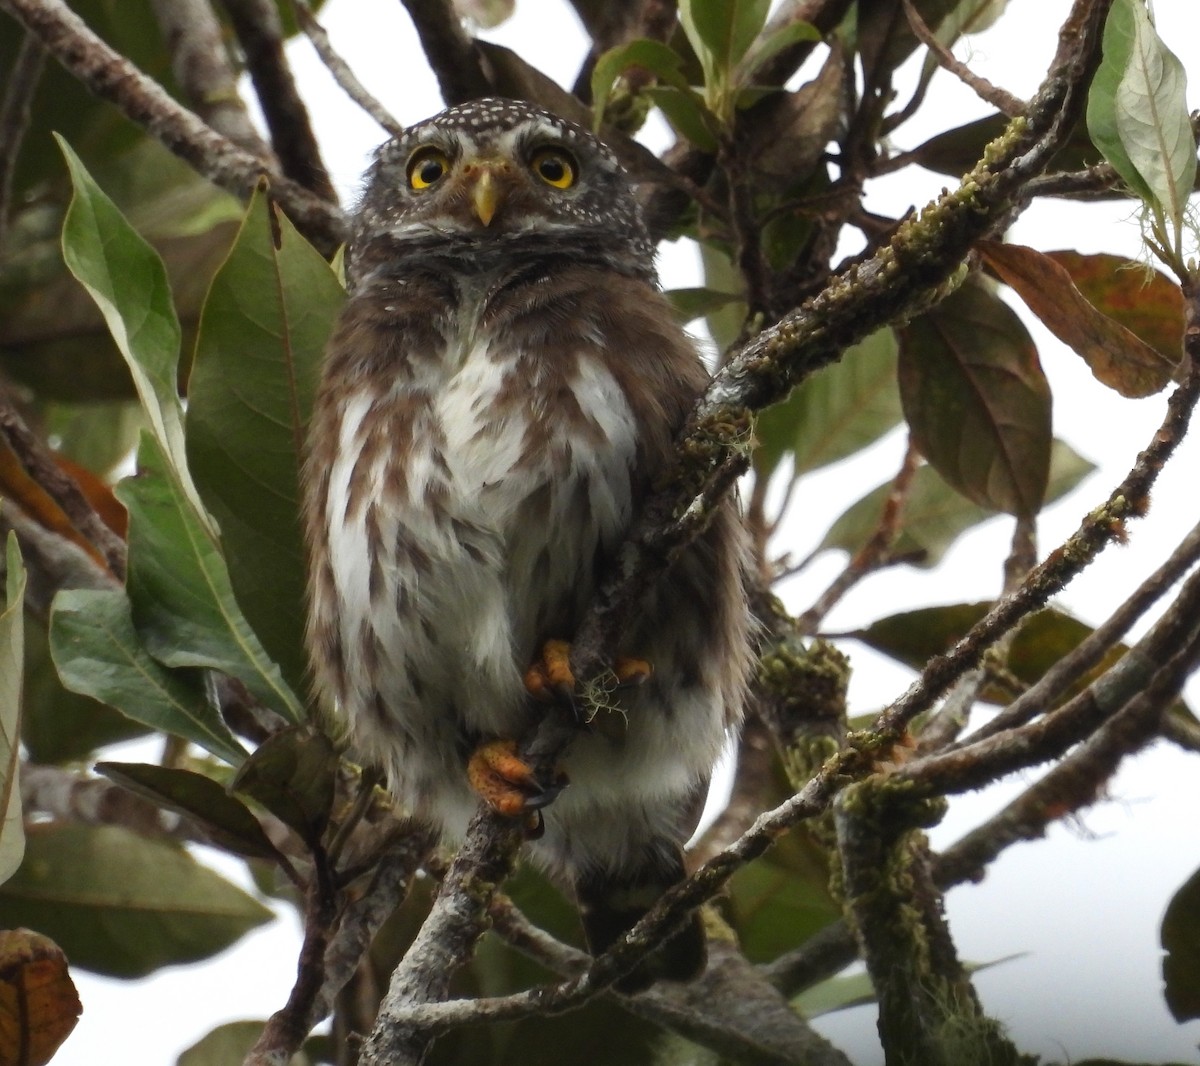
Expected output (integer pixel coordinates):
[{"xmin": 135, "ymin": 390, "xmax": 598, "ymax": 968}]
[{"xmin": 471, "ymin": 169, "xmax": 501, "ymax": 227}]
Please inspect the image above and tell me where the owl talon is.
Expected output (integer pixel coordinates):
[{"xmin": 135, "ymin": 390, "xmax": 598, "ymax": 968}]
[
  {"xmin": 467, "ymin": 738, "xmax": 568, "ymax": 822},
  {"xmin": 526, "ymin": 641, "xmax": 652, "ymax": 703}
]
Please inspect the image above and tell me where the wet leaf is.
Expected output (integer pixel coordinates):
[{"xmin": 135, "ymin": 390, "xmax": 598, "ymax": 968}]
[
  {"xmin": 0, "ymin": 537, "xmax": 25, "ymax": 886},
  {"xmin": 1046, "ymin": 250, "xmax": 1184, "ymax": 365},
  {"xmin": 756, "ymin": 328, "xmax": 901, "ymax": 479},
  {"xmin": 117, "ymin": 433, "xmax": 305, "ymax": 725},
  {"xmin": 1162, "ymin": 863, "xmax": 1200, "ymax": 1022},
  {"xmin": 979, "ymin": 241, "xmax": 1177, "ymax": 397},
  {"xmin": 231, "ymin": 727, "xmax": 338, "ymax": 845},
  {"xmin": 188, "ymin": 189, "xmax": 342, "ymax": 696},
  {"xmin": 899, "ymin": 279, "xmax": 1052, "ymax": 518},
  {"xmin": 96, "ymin": 762, "xmax": 281, "ymax": 861},
  {"xmin": 0, "ymin": 928, "xmax": 82, "ymax": 1066},
  {"xmin": 819, "ymin": 439, "xmax": 1094, "ymax": 567},
  {"xmin": 49, "ymin": 587, "xmax": 245, "ymax": 765},
  {"xmin": 0, "ymin": 823, "xmax": 272, "ymax": 978}
]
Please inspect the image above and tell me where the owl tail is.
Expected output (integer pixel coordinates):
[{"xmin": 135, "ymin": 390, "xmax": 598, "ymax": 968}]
[{"xmin": 575, "ymin": 845, "xmax": 705, "ymax": 994}]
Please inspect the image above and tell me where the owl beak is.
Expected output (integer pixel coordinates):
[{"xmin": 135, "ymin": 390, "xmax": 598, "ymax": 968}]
[{"xmin": 468, "ymin": 166, "xmax": 505, "ymax": 227}]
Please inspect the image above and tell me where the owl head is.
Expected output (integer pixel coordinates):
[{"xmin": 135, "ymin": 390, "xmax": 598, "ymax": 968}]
[{"xmin": 348, "ymin": 98, "xmax": 656, "ymax": 291}]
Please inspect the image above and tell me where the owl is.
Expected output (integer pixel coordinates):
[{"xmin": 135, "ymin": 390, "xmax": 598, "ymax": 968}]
[{"xmin": 303, "ymin": 98, "xmax": 749, "ymax": 989}]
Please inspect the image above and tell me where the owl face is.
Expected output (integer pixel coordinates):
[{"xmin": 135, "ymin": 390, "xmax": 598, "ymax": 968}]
[{"xmin": 349, "ymin": 98, "xmax": 655, "ymax": 290}]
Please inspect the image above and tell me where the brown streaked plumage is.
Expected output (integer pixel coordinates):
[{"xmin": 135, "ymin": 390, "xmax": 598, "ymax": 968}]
[{"xmin": 303, "ymin": 98, "xmax": 749, "ymax": 989}]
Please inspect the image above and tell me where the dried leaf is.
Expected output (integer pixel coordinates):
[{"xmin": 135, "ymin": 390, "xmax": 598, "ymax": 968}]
[
  {"xmin": 0, "ymin": 929, "xmax": 81, "ymax": 1066},
  {"xmin": 979, "ymin": 241, "xmax": 1177, "ymax": 397}
]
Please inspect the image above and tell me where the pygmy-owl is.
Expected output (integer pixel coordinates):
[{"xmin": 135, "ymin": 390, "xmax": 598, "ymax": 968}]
[{"xmin": 303, "ymin": 98, "xmax": 749, "ymax": 987}]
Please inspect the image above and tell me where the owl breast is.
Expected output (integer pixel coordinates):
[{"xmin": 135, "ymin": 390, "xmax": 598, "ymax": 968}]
[{"xmin": 318, "ymin": 302, "xmax": 640, "ymax": 826}]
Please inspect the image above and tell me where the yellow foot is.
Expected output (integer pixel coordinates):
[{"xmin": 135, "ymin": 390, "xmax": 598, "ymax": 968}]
[
  {"xmin": 524, "ymin": 640, "xmax": 653, "ymax": 704},
  {"xmin": 467, "ymin": 738, "xmax": 567, "ymax": 834}
]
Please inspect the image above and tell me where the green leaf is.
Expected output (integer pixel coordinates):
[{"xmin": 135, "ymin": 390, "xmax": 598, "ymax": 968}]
[
  {"xmin": 899, "ymin": 278, "xmax": 1052, "ymax": 518},
  {"xmin": 665, "ymin": 286, "xmax": 742, "ymax": 324},
  {"xmin": 755, "ymin": 328, "xmax": 901, "ymax": 479},
  {"xmin": 1088, "ymin": 0, "xmax": 1195, "ymax": 250},
  {"xmin": 854, "ymin": 601, "xmax": 1193, "ymax": 717},
  {"xmin": 819, "ymin": 440, "xmax": 1095, "ymax": 568},
  {"xmin": 55, "ymin": 136, "xmax": 210, "ymax": 525},
  {"xmin": 117, "ymin": 432, "xmax": 306, "ymax": 724},
  {"xmin": 187, "ymin": 188, "xmax": 342, "ymax": 696},
  {"xmin": 913, "ymin": 112, "xmax": 1103, "ymax": 180},
  {"xmin": 22, "ymin": 614, "xmax": 149, "ymax": 764},
  {"xmin": 1, "ymin": 534, "xmax": 26, "ymax": 885},
  {"xmin": 0, "ymin": 823, "xmax": 272, "ymax": 978},
  {"xmin": 743, "ymin": 19, "xmax": 820, "ymax": 74},
  {"xmin": 726, "ymin": 831, "xmax": 840, "ymax": 963},
  {"xmin": 231, "ymin": 727, "xmax": 338, "ymax": 845},
  {"xmin": 1162, "ymin": 863, "xmax": 1200, "ymax": 1022},
  {"xmin": 590, "ymin": 39, "xmax": 689, "ymax": 131},
  {"xmin": 682, "ymin": 0, "xmax": 772, "ymax": 78},
  {"xmin": 792, "ymin": 970, "xmax": 878, "ymax": 1017},
  {"xmin": 641, "ymin": 86, "xmax": 721, "ymax": 151},
  {"xmin": 49, "ymin": 587, "xmax": 246, "ymax": 765},
  {"xmin": 96, "ymin": 762, "xmax": 282, "ymax": 860}
]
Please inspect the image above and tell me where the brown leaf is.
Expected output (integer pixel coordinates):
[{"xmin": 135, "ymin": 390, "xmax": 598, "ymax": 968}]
[
  {"xmin": 899, "ymin": 278, "xmax": 1052, "ymax": 519},
  {"xmin": 0, "ymin": 444, "xmax": 104, "ymax": 567},
  {"xmin": 1045, "ymin": 250, "xmax": 1185, "ymax": 367},
  {"xmin": 978, "ymin": 241, "xmax": 1179, "ymax": 398},
  {"xmin": 0, "ymin": 928, "xmax": 82, "ymax": 1066}
]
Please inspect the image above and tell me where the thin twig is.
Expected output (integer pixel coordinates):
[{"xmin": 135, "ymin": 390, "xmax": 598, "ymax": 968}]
[
  {"xmin": 798, "ymin": 438, "xmax": 921, "ymax": 633},
  {"xmin": 290, "ymin": 0, "xmax": 403, "ymax": 137},
  {"xmin": 0, "ymin": 0, "xmax": 347, "ymax": 254},
  {"xmin": 901, "ymin": 0, "xmax": 1024, "ymax": 117},
  {"xmin": 0, "ymin": 395, "xmax": 127, "ymax": 578},
  {"xmin": 0, "ymin": 28, "xmax": 44, "ymax": 254}
]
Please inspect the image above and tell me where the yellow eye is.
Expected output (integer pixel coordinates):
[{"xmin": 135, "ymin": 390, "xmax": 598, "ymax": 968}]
[
  {"xmin": 530, "ymin": 148, "xmax": 576, "ymax": 189},
  {"xmin": 407, "ymin": 147, "xmax": 449, "ymax": 190}
]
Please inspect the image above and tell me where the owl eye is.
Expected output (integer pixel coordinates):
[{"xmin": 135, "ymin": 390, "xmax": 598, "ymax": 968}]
[
  {"xmin": 407, "ymin": 147, "xmax": 450, "ymax": 190},
  {"xmin": 530, "ymin": 148, "xmax": 576, "ymax": 189}
]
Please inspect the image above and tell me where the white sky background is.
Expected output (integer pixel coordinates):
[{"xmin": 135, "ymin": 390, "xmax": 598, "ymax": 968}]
[{"xmin": 49, "ymin": 1, "xmax": 1200, "ymax": 1063}]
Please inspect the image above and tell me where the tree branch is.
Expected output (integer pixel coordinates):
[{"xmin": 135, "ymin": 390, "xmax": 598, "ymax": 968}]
[
  {"xmin": 0, "ymin": 0, "xmax": 347, "ymax": 254},
  {"xmin": 147, "ymin": 0, "xmax": 272, "ymax": 157},
  {"xmin": 0, "ymin": 394, "xmax": 127, "ymax": 579},
  {"xmin": 0, "ymin": 27, "xmax": 44, "ymax": 254},
  {"xmin": 219, "ymin": 0, "xmax": 337, "ymax": 201},
  {"xmin": 398, "ymin": 0, "xmax": 492, "ymax": 105},
  {"xmin": 290, "ymin": 0, "xmax": 403, "ymax": 138}
]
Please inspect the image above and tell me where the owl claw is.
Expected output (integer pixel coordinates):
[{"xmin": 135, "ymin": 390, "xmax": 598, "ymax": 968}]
[
  {"xmin": 525, "ymin": 641, "xmax": 653, "ymax": 706},
  {"xmin": 467, "ymin": 738, "xmax": 568, "ymax": 830}
]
